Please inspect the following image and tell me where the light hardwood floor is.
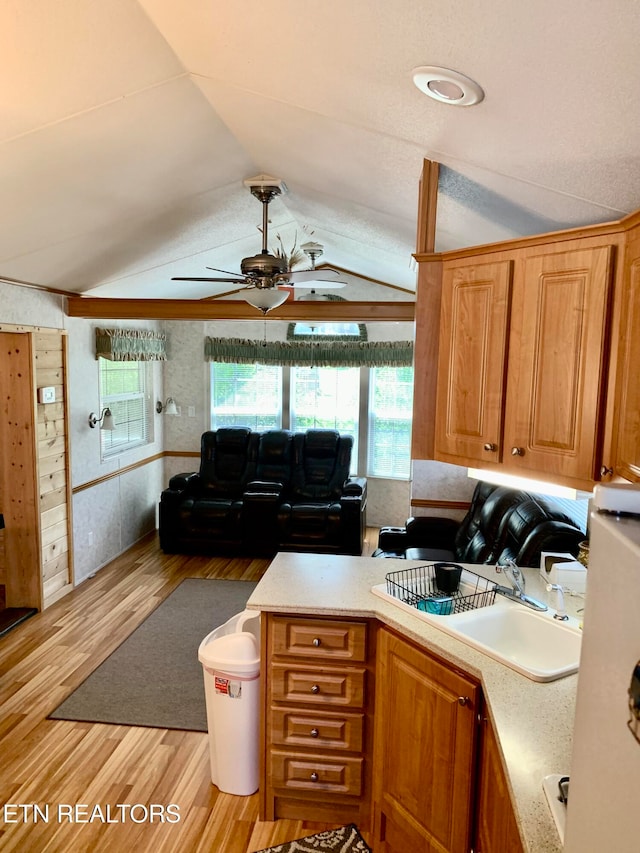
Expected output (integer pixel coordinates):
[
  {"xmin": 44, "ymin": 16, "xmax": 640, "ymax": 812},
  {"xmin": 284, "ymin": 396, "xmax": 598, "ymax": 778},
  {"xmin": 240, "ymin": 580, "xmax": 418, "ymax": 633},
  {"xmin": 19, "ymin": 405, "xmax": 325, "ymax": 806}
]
[{"xmin": 0, "ymin": 529, "xmax": 379, "ymax": 852}]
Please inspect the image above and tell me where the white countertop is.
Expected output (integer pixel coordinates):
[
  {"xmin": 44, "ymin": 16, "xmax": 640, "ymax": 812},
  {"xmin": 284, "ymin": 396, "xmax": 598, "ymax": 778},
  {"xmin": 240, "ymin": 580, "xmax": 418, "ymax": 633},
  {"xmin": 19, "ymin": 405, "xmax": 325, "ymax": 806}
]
[{"xmin": 247, "ymin": 552, "xmax": 584, "ymax": 853}]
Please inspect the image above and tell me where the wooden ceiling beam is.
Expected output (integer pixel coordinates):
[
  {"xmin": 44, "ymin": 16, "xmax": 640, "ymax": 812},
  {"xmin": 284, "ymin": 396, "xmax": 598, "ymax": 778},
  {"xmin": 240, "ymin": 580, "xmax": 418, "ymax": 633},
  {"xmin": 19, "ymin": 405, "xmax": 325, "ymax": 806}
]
[{"xmin": 65, "ymin": 297, "xmax": 415, "ymax": 322}]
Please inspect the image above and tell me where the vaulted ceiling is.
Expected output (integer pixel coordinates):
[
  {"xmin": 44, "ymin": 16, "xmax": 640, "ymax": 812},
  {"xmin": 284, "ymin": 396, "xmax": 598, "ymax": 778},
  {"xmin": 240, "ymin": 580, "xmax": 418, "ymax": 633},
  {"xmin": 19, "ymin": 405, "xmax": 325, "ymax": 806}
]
[{"xmin": 2, "ymin": 1, "xmax": 639, "ymax": 307}]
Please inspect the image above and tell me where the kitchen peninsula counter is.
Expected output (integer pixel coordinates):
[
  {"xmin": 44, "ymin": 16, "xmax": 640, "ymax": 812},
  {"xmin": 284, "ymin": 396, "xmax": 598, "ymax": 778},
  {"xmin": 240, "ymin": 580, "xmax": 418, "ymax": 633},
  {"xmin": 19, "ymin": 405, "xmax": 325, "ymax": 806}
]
[{"xmin": 247, "ymin": 551, "xmax": 580, "ymax": 853}]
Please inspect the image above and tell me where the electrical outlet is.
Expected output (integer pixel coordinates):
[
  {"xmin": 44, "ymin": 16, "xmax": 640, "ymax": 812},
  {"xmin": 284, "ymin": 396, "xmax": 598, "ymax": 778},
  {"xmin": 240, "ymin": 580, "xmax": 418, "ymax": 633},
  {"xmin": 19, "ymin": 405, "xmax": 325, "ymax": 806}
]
[{"xmin": 188, "ymin": 406, "xmax": 196, "ymax": 418}]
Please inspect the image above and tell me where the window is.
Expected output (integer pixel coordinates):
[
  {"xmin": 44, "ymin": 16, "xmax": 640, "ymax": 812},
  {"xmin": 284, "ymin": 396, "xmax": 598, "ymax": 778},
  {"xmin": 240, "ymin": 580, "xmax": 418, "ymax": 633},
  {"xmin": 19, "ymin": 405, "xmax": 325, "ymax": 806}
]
[
  {"xmin": 210, "ymin": 362, "xmax": 414, "ymax": 478},
  {"xmin": 367, "ymin": 366, "xmax": 414, "ymax": 478},
  {"xmin": 99, "ymin": 359, "xmax": 152, "ymax": 458},
  {"xmin": 290, "ymin": 366, "xmax": 359, "ymax": 461},
  {"xmin": 210, "ymin": 362, "xmax": 282, "ymax": 429}
]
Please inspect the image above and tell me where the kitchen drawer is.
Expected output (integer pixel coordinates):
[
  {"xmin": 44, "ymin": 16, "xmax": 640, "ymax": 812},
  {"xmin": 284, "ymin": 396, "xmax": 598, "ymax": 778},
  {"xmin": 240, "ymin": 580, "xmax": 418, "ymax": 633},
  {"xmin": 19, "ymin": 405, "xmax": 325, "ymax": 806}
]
[
  {"xmin": 271, "ymin": 749, "xmax": 363, "ymax": 797},
  {"xmin": 270, "ymin": 706, "xmax": 364, "ymax": 752},
  {"xmin": 271, "ymin": 663, "xmax": 366, "ymax": 708},
  {"xmin": 270, "ymin": 616, "xmax": 367, "ymax": 662}
]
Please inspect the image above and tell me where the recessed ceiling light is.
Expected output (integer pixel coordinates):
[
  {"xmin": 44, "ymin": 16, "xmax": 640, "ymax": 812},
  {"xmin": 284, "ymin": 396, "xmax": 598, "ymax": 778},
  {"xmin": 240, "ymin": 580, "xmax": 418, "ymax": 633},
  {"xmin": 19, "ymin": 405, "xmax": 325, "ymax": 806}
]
[{"xmin": 412, "ymin": 66, "xmax": 484, "ymax": 106}]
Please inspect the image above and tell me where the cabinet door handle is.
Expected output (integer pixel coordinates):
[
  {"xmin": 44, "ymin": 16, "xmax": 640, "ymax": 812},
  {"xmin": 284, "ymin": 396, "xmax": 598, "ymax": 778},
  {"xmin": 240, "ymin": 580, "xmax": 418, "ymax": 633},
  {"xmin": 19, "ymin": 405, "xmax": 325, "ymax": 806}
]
[
  {"xmin": 511, "ymin": 446, "xmax": 525, "ymax": 457},
  {"xmin": 600, "ymin": 465, "xmax": 613, "ymax": 476},
  {"xmin": 312, "ymin": 638, "xmax": 322, "ymax": 647},
  {"xmin": 310, "ymin": 728, "xmax": 319, "ymax": 738},
  {"xmin": 483, "ymin": 443, "xmax": 497, "ymax": 452},
  {"xmin": 458, "ymin": 696, "xmax": 471, "ymax": 706},
  {"xmin": 311, "ymin": 684, "xmax": 320, "ymax": 694},
  {"xmin": 310, "ymin": 772, "xmax": 319, "ymax": 782}
]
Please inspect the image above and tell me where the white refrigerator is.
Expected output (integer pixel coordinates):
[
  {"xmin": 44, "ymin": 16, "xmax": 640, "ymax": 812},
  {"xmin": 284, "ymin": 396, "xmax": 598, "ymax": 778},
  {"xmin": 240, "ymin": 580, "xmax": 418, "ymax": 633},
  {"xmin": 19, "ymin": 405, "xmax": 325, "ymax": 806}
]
[{"xmin": 564, "ymin": 508, "xmax": 640, "ymax": 852}]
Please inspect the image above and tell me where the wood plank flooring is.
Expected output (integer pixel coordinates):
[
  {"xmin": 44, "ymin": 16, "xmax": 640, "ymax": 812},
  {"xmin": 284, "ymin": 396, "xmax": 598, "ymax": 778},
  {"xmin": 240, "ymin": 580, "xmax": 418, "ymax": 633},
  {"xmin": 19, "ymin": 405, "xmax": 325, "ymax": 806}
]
[{"xmin": 0, "ymin": 530, "xmax": 379, "ymax": 852}]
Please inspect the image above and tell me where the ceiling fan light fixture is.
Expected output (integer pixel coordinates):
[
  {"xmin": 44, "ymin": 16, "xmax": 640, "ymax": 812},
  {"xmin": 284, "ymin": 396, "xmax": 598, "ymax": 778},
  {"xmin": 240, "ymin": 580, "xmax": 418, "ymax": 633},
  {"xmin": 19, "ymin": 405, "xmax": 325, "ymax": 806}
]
[
  {"xmin": 412, "ymin": 66, "xmax": 484, "ymax": 106},
  {"xmin": 244, "ymin": 288, "xmax": 289, "ymax": 314}
]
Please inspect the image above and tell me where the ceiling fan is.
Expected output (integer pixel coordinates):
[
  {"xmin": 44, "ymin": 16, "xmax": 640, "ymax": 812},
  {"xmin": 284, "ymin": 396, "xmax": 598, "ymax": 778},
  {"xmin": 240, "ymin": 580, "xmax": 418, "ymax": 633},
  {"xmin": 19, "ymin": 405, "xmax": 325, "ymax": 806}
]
[{"xmin": 172, "ymin": 176, "xmax": 344, "ymax": 313}]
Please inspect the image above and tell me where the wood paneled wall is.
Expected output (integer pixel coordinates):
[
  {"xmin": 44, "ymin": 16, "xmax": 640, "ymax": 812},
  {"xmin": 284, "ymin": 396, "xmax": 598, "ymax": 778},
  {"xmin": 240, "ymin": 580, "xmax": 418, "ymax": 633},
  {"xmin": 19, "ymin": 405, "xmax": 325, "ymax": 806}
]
[
  {"xmin": 35, "ymin": 331, "xmax": 73, "ymax": 606},
  {"xmin": 0, "ymin": 324, "xmax": 73, "ymax": 610}
]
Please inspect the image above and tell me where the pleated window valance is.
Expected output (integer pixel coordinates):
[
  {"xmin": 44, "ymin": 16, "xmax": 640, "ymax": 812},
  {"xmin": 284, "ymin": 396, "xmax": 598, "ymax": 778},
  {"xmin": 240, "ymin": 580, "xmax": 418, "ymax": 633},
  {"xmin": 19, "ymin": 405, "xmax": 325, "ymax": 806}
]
[
  {"xmin": 204, "ymin": 337, "xmax": 414, "ymax": 367},
  {"xmin": 95, "ymin": 328, "xmax": 167, "ymax": 361}
]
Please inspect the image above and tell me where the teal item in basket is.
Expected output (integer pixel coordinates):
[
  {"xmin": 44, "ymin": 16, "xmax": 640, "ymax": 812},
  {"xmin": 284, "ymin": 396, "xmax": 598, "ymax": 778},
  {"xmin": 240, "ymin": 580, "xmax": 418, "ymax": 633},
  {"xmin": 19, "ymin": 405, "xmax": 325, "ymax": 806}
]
[{"xmin": 418, "ymin": 596, "xmax": 454, "ymax": 615}]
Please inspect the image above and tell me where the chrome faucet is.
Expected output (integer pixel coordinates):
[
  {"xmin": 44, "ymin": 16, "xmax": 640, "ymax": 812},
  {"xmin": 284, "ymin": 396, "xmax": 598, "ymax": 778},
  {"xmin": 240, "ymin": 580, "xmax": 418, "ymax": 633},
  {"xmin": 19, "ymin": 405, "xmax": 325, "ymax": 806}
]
[{"xmin": 495, "ymin": 558, "xmax": 548, "ymax": 611}]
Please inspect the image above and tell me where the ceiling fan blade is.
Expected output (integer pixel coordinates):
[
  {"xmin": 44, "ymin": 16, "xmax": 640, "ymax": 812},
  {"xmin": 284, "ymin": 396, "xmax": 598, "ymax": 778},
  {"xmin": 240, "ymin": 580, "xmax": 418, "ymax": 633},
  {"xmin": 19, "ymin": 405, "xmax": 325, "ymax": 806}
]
[
  {"xmin": 171, "ymin": 276, "xmax": 246, "ymax": 283},
  {"xmin": 290, "ymin": 280, "xmax": 346, "ymax": 289},
  {"xmin": 286, "ymin": 269, "xmax": 341, "ymax": 282},
  {"xmin": 205, "ymin": 266, "xmax": 244, "ymax": 277}
]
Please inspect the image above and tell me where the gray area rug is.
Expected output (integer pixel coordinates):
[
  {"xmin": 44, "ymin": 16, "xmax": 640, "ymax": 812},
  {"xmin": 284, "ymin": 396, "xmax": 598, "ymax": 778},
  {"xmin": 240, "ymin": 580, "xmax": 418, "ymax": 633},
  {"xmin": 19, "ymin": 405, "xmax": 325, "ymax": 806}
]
[
  {"xmin": 49, "ymin": 578, "xmax": 257, "ymax": 731},
  {"xmin": 255, "ymin": 824, "xmax": 371, "ymax": 853}
]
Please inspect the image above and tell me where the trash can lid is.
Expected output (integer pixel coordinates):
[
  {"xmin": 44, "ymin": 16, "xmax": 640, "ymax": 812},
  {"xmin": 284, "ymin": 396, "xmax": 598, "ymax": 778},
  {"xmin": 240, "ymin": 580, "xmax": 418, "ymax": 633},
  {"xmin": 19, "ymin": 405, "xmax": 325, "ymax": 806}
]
[{"xmin": 198, "ymin": 631, "xmax": 260, "ymax": 675}]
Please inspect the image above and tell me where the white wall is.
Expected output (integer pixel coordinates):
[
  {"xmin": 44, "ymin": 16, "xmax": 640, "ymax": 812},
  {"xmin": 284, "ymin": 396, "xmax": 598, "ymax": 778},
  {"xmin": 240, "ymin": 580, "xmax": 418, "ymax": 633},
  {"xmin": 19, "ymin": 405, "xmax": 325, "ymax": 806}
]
[
  {"xmin": 66, "ymin": 315, "xmax": 166, "ymax": 582},
  {"xmin": 411, "ymin": 460, "xmax": 477, "ymax": 522}
]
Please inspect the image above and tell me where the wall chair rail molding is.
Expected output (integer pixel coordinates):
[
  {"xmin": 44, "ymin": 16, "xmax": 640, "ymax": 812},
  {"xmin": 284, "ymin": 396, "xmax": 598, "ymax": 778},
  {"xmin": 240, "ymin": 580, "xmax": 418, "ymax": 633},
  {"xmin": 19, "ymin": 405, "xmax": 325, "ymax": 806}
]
[{"xmin": 95, "ymin": 327, "xmax": 167, "ymax": 361}]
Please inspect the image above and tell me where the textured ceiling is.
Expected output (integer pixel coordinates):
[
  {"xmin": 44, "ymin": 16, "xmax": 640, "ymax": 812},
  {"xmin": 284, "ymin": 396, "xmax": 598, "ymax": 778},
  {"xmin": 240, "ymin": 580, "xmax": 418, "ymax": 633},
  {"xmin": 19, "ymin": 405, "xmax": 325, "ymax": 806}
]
[{"xmin": 1, "ymin": 0, "xmax": 639, "ymax": 302}]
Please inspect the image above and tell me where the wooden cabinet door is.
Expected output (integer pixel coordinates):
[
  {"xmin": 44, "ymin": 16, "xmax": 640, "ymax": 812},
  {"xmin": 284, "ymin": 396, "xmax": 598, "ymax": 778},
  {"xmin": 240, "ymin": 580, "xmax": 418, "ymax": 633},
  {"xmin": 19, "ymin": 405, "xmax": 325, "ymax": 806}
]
[
  {"xmin": 435, "ymin": 259, "xmax": 512, "ymax": 466},
  {"xmin": 611, "ymin": 224, "xmax": 640, "ymax": 481},
  {"xmin": 372, "ymin": 628, "xmax": 479, "ymax": 853},
  {"xmin": 503, "ymin": 244, "xmax": 613, "ymax": 484},
  {"xmin": 475, "ymin": 716, "xmax": 524, "ymax": 853}
]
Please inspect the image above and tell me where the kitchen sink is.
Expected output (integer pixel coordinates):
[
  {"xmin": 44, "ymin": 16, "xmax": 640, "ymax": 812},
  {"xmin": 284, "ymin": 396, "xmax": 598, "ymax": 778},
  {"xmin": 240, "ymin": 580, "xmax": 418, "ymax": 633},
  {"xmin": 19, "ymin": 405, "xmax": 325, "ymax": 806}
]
[{"xmin": 371, "ymin": 582, "xmax": 582, "ymax": 682}]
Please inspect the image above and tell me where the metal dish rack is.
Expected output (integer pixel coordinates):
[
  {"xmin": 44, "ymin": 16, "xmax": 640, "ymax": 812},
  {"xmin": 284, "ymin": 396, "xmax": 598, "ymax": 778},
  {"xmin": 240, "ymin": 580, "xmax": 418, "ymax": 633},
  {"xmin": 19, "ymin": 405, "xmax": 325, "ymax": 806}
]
[{"xmin": 385, "ymin": 563, "xmax": 497, "ymax": 615}]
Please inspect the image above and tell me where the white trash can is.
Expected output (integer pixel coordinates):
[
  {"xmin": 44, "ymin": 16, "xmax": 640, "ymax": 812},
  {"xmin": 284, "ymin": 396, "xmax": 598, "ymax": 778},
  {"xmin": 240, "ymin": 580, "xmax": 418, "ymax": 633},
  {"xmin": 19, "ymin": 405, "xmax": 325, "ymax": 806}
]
[{"xmin": 198, "ymin": 610, "xmax": 261, "ymax": 796}]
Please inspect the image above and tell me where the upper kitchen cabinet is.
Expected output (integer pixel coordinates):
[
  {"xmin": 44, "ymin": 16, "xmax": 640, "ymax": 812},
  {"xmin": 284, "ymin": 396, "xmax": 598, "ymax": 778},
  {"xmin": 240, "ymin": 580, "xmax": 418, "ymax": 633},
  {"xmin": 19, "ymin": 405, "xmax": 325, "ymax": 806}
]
[
  {"xmin": 607, "ymin": 217, "xmax": 640, "ymax": 481},
  {"xmin": 419, "ymin": 230, "xmax": 619, "ymax": 490},
  {"xmin": 502, "ymin": 241, "xmax": 613, "ymax": 485},
  {"xmin": 434, "ymin": 258, "xmax": 513, "ymax": 464}
]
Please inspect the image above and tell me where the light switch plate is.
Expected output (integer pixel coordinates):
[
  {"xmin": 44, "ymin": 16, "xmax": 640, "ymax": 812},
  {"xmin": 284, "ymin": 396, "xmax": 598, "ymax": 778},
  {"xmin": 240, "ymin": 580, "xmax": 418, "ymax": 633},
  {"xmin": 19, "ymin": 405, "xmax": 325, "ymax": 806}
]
[{"xmin": 37, "ymin": 386, "xmax": 56, "ymax": 404}]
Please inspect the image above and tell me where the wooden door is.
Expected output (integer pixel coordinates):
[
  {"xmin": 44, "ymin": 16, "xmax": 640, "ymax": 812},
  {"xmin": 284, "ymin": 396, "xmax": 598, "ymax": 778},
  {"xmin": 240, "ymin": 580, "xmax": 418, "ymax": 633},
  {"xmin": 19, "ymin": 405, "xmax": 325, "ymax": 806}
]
[
  {"xmin": 372, "ymin": 628, "xmax": 479, "ymax": 853},
  {"xmin": 435, "ymin": 259, "xmax": 512, "ymax": 466},
  {"xmin": 474, "ymin": 715, "xmax": 524, "ymax": 853},
  {"xmin": 503, "ymin": 243, "xmax": 613, "ymax": 485},
  {"xmin": 0, "ymin": 332, "xmax": 42, "ymax": 609},
  {"xmin": 611, "ymin": 223, "xmax": 640, "ymax": 481}
]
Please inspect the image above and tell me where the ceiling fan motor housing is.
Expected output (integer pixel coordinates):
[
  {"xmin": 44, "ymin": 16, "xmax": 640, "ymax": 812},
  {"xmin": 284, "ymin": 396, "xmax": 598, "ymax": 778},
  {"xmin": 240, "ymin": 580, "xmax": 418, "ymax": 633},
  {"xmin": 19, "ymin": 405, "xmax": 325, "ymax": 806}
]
[{"xmin": 241, "ymin": 251, "xmax": 288, "ymax": 282}]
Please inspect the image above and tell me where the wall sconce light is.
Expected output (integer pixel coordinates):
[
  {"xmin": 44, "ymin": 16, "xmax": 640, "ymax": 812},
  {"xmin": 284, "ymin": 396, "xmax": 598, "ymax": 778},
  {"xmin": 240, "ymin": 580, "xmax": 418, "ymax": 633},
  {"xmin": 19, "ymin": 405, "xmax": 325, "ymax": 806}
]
[
  {"xmin": 156, "ymin": 397, "xmax": 178, "ymax": 415},
  {"xmin": 88, "ymin": 407, "xmax": 116, "ymax": 430}
]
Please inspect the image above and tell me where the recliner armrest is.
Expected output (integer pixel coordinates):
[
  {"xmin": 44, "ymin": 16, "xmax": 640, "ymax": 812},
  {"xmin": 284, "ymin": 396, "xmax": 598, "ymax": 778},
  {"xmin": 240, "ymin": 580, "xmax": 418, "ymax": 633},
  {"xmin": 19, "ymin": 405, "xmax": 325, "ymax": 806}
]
[
  {"xmin": 168, "ymin": 471, "xmax": 200, "ymax": 492},
  {"xmin": 405, "ymin": 515, "xmax": 460, "ymax": 550},
  {"xmin": 343, "ymin": 477, "xmax": 367, "ymax": 497},
  {"xmin": 245, "ymin": 479, "xmax": 284, "ymax": 496}
]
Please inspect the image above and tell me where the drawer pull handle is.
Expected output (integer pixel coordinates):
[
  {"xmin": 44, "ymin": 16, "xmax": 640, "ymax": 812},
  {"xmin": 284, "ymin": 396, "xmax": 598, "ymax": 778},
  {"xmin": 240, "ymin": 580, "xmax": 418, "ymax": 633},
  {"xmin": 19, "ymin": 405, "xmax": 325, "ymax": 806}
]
[
  {"xmin": 311, "ymin": 684, "xmax": 320, "ymax": 694},
  {"xmin": 312, "ymin": 637, "xmax": 322, "ymax": 647},
  {"xmin": 601, "ymin": 465, "xmax": 613, "ymax": 476},
  {"xmin": 458, "ymin": 696, "xmax": 471, "ymax": 707},
  {"xmin": 310, "ymin": 772, "xmax": 319, "ymax": 782},
  {"xmin": 511, "ymin": 446, "xmax": 525, "ymax": 457},
  {"xmin": 483, "ymin": 442, "xmax": 497, "ymax": 452},
  {"xmin": 310, "ymin": 728, "xmax": 319, "ymax": 738}
]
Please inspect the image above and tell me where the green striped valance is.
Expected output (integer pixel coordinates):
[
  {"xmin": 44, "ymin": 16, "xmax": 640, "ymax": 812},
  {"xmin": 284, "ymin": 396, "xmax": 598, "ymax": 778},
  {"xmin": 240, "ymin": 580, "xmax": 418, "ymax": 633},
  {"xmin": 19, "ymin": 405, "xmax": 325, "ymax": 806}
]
[
  {"xmin": 95, "ymin": 327, "xmax": 167, "ymax": 361},
  {"xmin": 204, "ymin": 337, "xmax": 413, "ymax": 367}
]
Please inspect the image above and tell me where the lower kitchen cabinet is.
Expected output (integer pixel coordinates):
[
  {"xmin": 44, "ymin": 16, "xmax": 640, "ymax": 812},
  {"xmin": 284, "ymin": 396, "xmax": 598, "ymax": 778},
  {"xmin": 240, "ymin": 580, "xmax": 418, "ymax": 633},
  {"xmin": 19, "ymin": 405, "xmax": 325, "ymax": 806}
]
[
  {"xmin": 475, "ymin": 715, "xmax": 524, "ymax": 853},
  {"xmin": 372, "ymin": 627, "xmax": 480, "ymax": 853},
  {"xmin": 260, "ymin": 613, "xmax": 375, "ymax": 827}
]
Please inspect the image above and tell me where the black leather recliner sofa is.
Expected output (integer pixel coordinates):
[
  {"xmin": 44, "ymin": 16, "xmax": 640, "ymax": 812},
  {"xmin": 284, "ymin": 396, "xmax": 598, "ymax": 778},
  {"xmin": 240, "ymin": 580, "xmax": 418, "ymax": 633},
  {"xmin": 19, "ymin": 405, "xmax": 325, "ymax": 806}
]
[
  {"xmin": 373, "ymin": 481, "xmax": 586, "ymax": 568},
  {"xmin": 159, "ymin": 428, "xmax": 367, "ymax": 556}
]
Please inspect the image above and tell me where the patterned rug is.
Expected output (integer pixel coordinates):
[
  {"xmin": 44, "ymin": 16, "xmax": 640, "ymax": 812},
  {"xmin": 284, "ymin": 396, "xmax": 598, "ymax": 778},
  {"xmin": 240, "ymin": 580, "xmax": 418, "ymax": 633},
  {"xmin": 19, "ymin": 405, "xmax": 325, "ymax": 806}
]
[{"xmin": 255, "ymin": 824, "xmax": 371, "ymax": 853}]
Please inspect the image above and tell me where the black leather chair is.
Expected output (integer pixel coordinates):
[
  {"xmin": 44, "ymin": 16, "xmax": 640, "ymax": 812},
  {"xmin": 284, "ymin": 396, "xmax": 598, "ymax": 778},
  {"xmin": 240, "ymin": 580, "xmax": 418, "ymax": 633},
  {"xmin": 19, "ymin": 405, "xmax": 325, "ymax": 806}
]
[
  {"xmin": 277, "ymin": 430, "xmax": 366, "ymax": 555},
  {"xmin": 159, "ymin": 428, "xmax": 257, "ymax": 553},
  {"xmin": 374, "ymin": 481, "xmax": 586, "ymax": 568}
]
